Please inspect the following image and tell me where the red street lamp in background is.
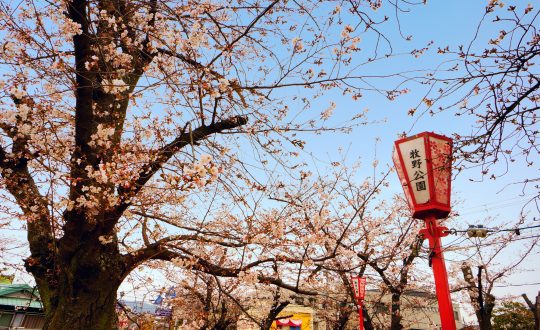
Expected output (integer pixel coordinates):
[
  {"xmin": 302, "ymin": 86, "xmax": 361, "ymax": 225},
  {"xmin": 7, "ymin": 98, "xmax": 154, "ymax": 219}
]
[
  {"xmin": 351, "ymin": 276, "xmax": 366, "ymax": 330},
  {"xmin": 393, "ymin": 132, "xmax": 456, "ymax": 330}
]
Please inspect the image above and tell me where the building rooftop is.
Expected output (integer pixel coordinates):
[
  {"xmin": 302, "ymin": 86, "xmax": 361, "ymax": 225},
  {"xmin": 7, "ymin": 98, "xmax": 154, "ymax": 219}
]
[{"xmin": 0, "ymin": 284, "xmax": 42, "ymax": 310}]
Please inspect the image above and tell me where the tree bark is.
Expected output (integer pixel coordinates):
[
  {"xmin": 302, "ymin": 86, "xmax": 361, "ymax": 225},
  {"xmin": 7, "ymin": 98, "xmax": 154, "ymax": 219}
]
[
  {"xmin": 389, "ymin": 292, "xmax": 403, "ymax": 330},
  {"xmin": 522, "ymin": 292, "xmax": 540, "ymax": 330},
  {"xmin": 462, "ymin": 265, "xmax": 494, "ymax": 330},
  {"xmin": 333, "ymin": 304, "xmax": 352, "ymax": 330},
  {"xmin": 43, "ymin": 282, "xmax": 119, "ymax": 330},
  {"xmin": 30, "ymin": 234, "xmax": 125, "ymax": 330}
]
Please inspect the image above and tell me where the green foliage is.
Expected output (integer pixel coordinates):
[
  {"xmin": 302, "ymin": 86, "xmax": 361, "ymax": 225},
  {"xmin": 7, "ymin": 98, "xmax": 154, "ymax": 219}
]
[{"xmin": 492, "ymin": 301, "xmax": 534, "ymax": 330}]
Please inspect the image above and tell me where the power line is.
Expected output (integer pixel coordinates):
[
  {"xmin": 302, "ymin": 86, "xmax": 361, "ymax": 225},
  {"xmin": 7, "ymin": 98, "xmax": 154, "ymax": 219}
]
[
  {"xmin": 493, "ymin": 282, "xmax": 540, "ymax": 288},
  {"xmin": 456, "ymin": 194, "xmax": 538, "ymax": 216},
  {"xmin": 496, "ymin": 224, "xmax": 540, "ymax": 233},
  {"xmin": 444, "ymin": 234, "xmax": 540, "ymax": 251},
  {"xmin": 447, "ymin": 224, "xmax": 540, "ymax": 235}
]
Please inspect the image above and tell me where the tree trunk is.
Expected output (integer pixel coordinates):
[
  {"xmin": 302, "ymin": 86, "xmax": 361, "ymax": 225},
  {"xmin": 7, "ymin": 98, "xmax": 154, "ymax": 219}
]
[
  {"xmin": 522, "ymin": 292, "xmax": 540, "ymax": 330},
  {"xmin": 334, "ymin": 316, "xmax": 349, "ymax": 330},
  {"xmin": 479, "ymin": 294, "xmax": 495, "ymax": 330},
  {"xmin": 462, "ymin": 265, "xmax": 494, "ymax": 330},
  {"xmin": 389, "ymin": 292, "xmax": 403, "ymax": 330},
  {"xmin": 471, "ymin": 295, "xmax": 494, "ymax": 330},
  {"xmin": 260, "ymin": 301, "xmax": 289, "ymax": 330},
  {"xmin": 478, "ymin": 315, "xmax": 493, "ymax": 330},
  {"xmin": 333, "ymin": 305, "xmax": 351, "ymax": 330},
  {"xmin": 29, "ymin": 232, "xmax": 126, "ymax": 330},
  {"xmin": 43, "ymin": 282, "xmax": 119, "ymax": 330}
]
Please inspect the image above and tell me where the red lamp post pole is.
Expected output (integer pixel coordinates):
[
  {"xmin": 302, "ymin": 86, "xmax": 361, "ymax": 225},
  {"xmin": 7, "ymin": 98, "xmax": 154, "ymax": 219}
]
[
  {"xmin": 421, "ymin": 216, "xmax": 456, "ymax": 330},
  {"xmin": 394, "ymin": 132, "xmax": 456, "ymax": 329},
  {"xmin": 357, "ymin": 299, "xmax": 364, "ymax": 330}
]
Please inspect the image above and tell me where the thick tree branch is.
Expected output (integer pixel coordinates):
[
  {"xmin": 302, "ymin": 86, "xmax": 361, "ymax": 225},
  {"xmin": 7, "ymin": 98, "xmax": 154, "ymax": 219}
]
[
  {"xmin": 123, "ymin": 245, "xmax": 316, "ymax": 295},
  {"xmin": 114, "ymin": 115, "xmax": 248, "ymax": 215},
  {"xmin": 522, "ymin": 293, "xmax": 536, "ymax": 311},
  {"xmin": 67, "ymin": 0, "xmax": 94, "ymax": 158},
  {"xmin": 0, "ymin": 143, "xmax": 53, "ymax": 273},
  {"xmin": 125, "ymin": 240, "xmax": 325, "ymax": 273},
  {"xmin": 131, "ymin": 210, "xmax": 241, "ymax": 241},
  {"xmin": 1, "ymin": 96, "xmax": 53, "ymax": 274}
]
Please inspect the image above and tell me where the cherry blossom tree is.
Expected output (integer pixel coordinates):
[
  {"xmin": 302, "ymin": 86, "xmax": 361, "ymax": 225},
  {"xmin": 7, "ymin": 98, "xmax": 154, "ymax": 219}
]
[
  {"xmin": 272, "ymin": 163, "xmax": 432, "ymax": 330},
  {"xmin": 297, "ymin": 164, "xmax": 460, "ymax": 330},
  {"xmin": 415, "ymin": 3, "xmax": 540, "ymax": 207},
  {"xmin": 0, "ymin": 0, "xmax": 422, "ymax": 327},
  {"xmin": 163, "ymin": 268, "xmax": 294, "ymax": 330},
  {"xmin": 310, "ymin": 265, "xmax": 375, "ymax": 330},
  {"xmin": 306, "ymin": 201, "xmax": 429, "ymax": 330},
  {"xmin": 166, "ymin": 272, "xmax": 242, "ymax": 329},
  {"xmin": 344, "ymin": 196, "xmax": 428, "ymax": 330},
  {"xmin": 293, "ymin": 165, "xmax": 425, "ymax": 329}
]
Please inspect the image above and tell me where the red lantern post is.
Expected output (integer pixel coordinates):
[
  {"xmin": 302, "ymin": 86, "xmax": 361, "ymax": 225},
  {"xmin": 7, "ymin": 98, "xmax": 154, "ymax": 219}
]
[
  {"xmin": 393, "ymin": 132, "xmax": 456, "ymax": 330},
  {"xmin": 351, "ymin": 276, "xmax": 366, "ymax": 330}
]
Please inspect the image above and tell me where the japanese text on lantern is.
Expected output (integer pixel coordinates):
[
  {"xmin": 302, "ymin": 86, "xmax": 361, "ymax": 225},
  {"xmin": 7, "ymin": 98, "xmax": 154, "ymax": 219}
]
[
  {"xmin": 409, "ymin": 148, "xmax": 426, "ymax": 192},
  {"xmin": 397, "ymin": 138, "xmax": 430, "ymax": 204},
  {"xmin": 352, "ymin": 278, "xmax": 359, "ymax": 297},
  {"xmin": 358, "ymin": 277, "xmax": 366, "ymax": 300},
  {"xmin": 351, "ymin": 276, "xmax": 366, "ymax": 300}
]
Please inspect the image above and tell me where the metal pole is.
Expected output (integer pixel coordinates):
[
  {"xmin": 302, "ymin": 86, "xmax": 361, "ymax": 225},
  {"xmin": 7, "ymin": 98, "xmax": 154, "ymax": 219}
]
[
  {"xmin": 358, "ymin": 300, "xmax": 364, "ymax": 330},
  {"xmin": 424, "ymin": 216, "xmax": 456, "ymax": 330}
]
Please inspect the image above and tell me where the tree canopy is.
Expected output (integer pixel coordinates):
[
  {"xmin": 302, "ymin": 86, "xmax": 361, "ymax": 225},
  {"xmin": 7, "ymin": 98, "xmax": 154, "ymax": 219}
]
[{"xmin": 493, "ymin": 301, "xmax": 535, "ymax": 330}]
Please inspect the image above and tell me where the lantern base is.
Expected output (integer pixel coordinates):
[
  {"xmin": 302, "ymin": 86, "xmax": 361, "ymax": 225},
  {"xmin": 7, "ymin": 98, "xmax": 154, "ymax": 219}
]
[{"xmin": 412, "ymin": 206, "xmax": 450, "ymax": 220}]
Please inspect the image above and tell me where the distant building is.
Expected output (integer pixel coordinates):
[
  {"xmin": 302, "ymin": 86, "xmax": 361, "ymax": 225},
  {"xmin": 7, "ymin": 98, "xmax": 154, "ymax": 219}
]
[
  {"xmin": 0, "ymin": 284, "xmax": 44, "ymax": 330},
  {"xmin": 363, "ymin": 289, "xmax": 464, "ymax": 330},
  {"xmin": 237, "ymin": 288, "xmax": 463, "ymax": 330}
]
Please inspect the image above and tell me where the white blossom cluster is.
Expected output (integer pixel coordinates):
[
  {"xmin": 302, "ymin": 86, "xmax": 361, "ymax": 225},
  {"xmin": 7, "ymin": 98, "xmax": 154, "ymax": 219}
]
[
  {"xmin": 102, "ymin": 78, "xmax": 130, "ymax": 94},
  {"xmin": 163, "ymin": 154, "xmax": 220, "ymax": 190}
]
